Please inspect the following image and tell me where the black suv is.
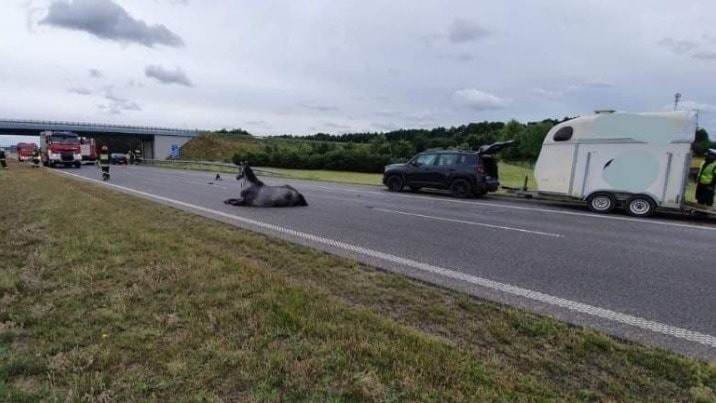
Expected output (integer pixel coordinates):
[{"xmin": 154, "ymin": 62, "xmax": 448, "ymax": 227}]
[{"xmin": 382, "ymin": 142, "xmax": 512, "ymax": 198}]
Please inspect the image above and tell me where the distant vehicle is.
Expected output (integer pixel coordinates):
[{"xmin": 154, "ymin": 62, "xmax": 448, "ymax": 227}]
[
  {"xmin": 17, "ymin": 142, "xmax": 36, "ymax": 162},
  {"xmin": 382, "ymin": 142, "xmax": 513, "ymax": 198},
  {"xmin": 532, "ymin": 110, "xmax": 710, "ymax": 217},
  {"xmin": 40, "ymin": 131, "xmax": 82, "ymax": 168},
  {"xmin": 110, "ymin": 153, "xmax": 128, "ymax": 165},
  {"xmin": 79, "ymin": 137, "xmax": 98, "ymax": 164}
]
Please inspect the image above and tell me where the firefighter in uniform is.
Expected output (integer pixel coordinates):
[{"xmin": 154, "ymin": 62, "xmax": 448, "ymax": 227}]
[
  {"xmin": 99, "ymin": 145, "xmax": 111, "ymax": 180},
  {"xmin": 695, "ymin": 149, "xmax": 716, "ymax": 208},
  {"xmin": 0, "ymin": 148, "xmax": 7, "ymax": 169},
  {"xmin": 31, "ymin": 148, "xmax": 40, "ymax": 168}
]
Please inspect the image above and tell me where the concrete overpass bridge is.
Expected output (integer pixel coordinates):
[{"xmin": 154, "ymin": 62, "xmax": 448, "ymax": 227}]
[{"xmin": 0, "ymin": 119, "xmax": 200, "ymax": 159}]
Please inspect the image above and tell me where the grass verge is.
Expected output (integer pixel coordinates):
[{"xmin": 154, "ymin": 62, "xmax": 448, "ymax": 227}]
[
  {"xmin": 1, "ymin": 162, "xmax": 714, "ymax": 401},
  {"xmin": 148, "ymin": 159, "xmax": 536, "ymax": 190}
]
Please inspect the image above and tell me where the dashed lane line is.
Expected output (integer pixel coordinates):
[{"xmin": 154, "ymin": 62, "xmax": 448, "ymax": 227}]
[{"xmin": 374, "ymin": 208, "xmax": 563, "ymax": 238}]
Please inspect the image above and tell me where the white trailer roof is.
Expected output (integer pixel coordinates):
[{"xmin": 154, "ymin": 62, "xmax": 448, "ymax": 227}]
[{"xmin": 543, "ymin": 110, "xmax": 697, "ymax": 145}]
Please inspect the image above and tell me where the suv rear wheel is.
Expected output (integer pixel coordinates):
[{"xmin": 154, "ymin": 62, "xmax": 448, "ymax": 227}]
[
  {"xmin": 386, "ymin": 175, "xmax": 404, "ymax": 192},
  {"xmin": 450, "ymin": 179, "xmax": 472, "ymax": 198}
]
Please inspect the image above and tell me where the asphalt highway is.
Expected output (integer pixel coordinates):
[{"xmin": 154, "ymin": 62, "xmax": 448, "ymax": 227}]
[{"xmin": 56, "ymin": 165, "xmax": 716, "ymax": 359}]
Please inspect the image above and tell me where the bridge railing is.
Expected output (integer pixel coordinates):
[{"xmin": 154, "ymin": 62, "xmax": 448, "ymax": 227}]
[{"xmin": 0, "ymin": 119, "xmax": 200, "ymax": 135}]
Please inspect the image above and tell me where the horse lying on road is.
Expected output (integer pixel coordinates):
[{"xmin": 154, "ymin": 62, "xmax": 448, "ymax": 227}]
[{"xmin": 224, "ymin": 164, "xmax": 308, "ymax": 207}]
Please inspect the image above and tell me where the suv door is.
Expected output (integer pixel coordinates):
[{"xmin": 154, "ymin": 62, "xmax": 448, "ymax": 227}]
[
  {"xmin": 433, "ymin": 153, "xmax": 461, "ymax": 187},
  {"xmin": 405, "ymin": 153, "xmax": 438, "ymax": 186}
]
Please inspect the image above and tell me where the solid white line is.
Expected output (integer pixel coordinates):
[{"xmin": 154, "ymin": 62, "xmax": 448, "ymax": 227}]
[
  {"xmin": 56, "ymin": 170, "xmax": 716, "ymax": 348},
  {"xmin": 303, "ymin": 184, "xmax": 716, "ymax": 232},
  {"xmin": 374, "ymin": 208, "xmax": 563, "ymax": 238}
]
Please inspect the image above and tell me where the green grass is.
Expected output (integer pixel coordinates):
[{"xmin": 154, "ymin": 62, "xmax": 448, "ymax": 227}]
[
  {"xmin": 1, "ymin": 162, "xmax": 715, "ymax": 401},
  {"xmin": 149, "ymin": 159, "xmax": 536, "ymax": 189}
]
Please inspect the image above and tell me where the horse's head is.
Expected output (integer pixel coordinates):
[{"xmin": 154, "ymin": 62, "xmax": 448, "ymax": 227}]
[{"xmin": 235, "ymin": 162, "xmax": 263, "ymax": 188}]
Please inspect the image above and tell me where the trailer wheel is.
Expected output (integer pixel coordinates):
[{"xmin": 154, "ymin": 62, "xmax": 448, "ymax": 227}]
[
  {"xmin": 626, "ymin": 195, "xmax": 655, "ymax": 218},
  {"xmin": 587, "ymin": 192, "xmax": 616, "ymax": 214}
]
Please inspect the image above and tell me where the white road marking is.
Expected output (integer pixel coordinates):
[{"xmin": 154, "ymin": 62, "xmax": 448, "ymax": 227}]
[
  {"xmin": 57, "ymin": 170, "xmax": 716, "ymax": 349},
  {"xmin": 303, "ymin": 184, "xmax": 716, "ymax": 232},
  {"xmin": 374, "ymin": 208, "xmax": 563, "ymax": 238}
]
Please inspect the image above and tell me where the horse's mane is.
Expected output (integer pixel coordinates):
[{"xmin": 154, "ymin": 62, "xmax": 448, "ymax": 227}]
[{"xmin": 242, "ymin": 165, "xmax": 264, "ymax": 186}]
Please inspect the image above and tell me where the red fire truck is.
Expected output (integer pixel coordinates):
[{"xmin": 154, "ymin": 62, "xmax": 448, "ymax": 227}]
[
  {"xmin": 17, "ymin": 142, "xmax": 37, "ymax": 162},
  {"xmin": 79, "ymin": 137, "xmax": 98, "ymax": 164},
  {"xmin": 40, "ymin": 131, "xmax": 82, "ymax": 168}
]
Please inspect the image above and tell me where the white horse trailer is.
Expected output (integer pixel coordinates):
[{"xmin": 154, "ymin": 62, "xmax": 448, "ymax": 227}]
[{"xmin": 533, "ymin": 110, "xmax": 701, "ymax": 217}]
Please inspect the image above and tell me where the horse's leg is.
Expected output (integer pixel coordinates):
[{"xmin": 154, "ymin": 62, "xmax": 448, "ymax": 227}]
[{"xmin": 224, "ymin": 197, "xmax": 246, "ymax": 206}]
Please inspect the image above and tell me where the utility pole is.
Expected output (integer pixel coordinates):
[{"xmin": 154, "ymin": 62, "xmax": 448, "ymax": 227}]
[{"xmin": 674, "ymin": 92, "xmax": 681, "ymax": 110}]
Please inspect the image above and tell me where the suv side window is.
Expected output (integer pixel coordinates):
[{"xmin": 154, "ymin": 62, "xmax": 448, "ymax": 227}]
[
  {"xmin": 414, "ymin": 153, "xmax": 437, "ymax": 166},
  {"xmin": 436, "ymin": 153, "xmax": 459, "ymax": 166},
  {"xmin": 458, "ymin": 154, "xmax": 477, "ymax": 165}
]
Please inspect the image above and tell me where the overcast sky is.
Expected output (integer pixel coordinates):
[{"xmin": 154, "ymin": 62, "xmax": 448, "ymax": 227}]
[{"xmin": 1, "ymin": 0, "xmax": 715, "ymax": 140}]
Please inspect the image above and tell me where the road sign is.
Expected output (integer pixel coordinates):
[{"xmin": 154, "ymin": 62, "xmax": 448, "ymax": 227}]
[{"xmin": 170, "ymin": 144, "xmax": 180, "ymax": 159}]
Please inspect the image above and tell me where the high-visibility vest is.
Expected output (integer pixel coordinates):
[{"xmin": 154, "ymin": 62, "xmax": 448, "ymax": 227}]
[
  {"xmin": 697, "ymin": 160, "xmax": 716, "ymax": 185},
  {"xmin": 99, "ymin": 152, "xmax": 110, "ymax": 166}
]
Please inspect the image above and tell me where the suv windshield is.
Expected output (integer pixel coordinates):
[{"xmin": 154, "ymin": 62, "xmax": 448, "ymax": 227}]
[{"xmin": 51, "ymin": 135, "xmax": 79, "ymax": 145}]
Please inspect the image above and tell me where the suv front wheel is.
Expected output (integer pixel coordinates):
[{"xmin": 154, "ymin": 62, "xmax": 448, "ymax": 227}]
[
  {"xmin": 386, "ymin": 175, "xmax": 404, "ymax": 192},
  {"xmin": 450, "ymin": 179, "xmax": 472, "ymax": 198}
]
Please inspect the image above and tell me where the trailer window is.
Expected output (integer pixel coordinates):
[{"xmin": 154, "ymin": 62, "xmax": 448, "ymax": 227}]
[{"xmin": 553, "ymin": 126, "xmax": 573, "ymax": 142}]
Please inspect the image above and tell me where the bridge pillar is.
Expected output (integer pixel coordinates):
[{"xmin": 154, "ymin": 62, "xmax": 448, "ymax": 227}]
[{"xmin": 141, "ymin": 139, "xmax": 154, "ymax": 160}]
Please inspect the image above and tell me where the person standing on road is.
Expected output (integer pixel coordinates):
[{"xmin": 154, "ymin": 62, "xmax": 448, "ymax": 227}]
[
  {"xmin": 695, "ymin": 149, "xmax": 716, "ymax": 207},
  {"xmin": 0, "ymin": 148, "xmax": 7, "ymax": 169},
  {"xmin": 99, "ymin": 145, "xmax": 111, "ymax": 180},
  {"xmin": 31, "ymin": 148, "xmax": 40, "ymax": 168}
]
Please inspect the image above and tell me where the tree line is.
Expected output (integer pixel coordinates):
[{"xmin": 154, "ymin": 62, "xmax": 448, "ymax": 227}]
[{"xmin": 229, "ymin": 120, "xmax": 713, "ymax": 173}]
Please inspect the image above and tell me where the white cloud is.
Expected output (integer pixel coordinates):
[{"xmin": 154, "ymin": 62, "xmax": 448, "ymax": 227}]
[
  {"xmin": 692, "ymin": 51, "xmax": 716, "ymax": 61},
  {"xmin": 99, "ymin": 87, "xmax": 141, "ymax": 114},
  {"xmin": 67, "ymin": 87, "xmax": 92, "ymax": 95},
  {"xmin": 670, "ymin": 100, "xmax": 716, "ymax": 113},
  {"xmin": 448, "ymin": 19, "xmax": 490, "ymax": 43},
  {"xmin": 658, "ymin": 37, "xmax": 699, "ymax": 55},
  {"xmin": 453, "ymin": 89, "xmax": 507, "ymax": 110},
  {"xmin": 145, "ymin": 65, "xmax": 192, "ymax": 87}
]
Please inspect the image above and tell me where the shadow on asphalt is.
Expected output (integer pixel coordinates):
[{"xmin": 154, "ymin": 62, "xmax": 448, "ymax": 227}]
[{"xmin": 389, "ymin": 188, "xmax": 716, "ymax": 226}]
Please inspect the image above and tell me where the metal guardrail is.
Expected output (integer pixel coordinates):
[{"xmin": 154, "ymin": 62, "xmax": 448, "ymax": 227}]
[{"xmin": 141, "ymin": 158, "xmax": 286, "ymax": 177}]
